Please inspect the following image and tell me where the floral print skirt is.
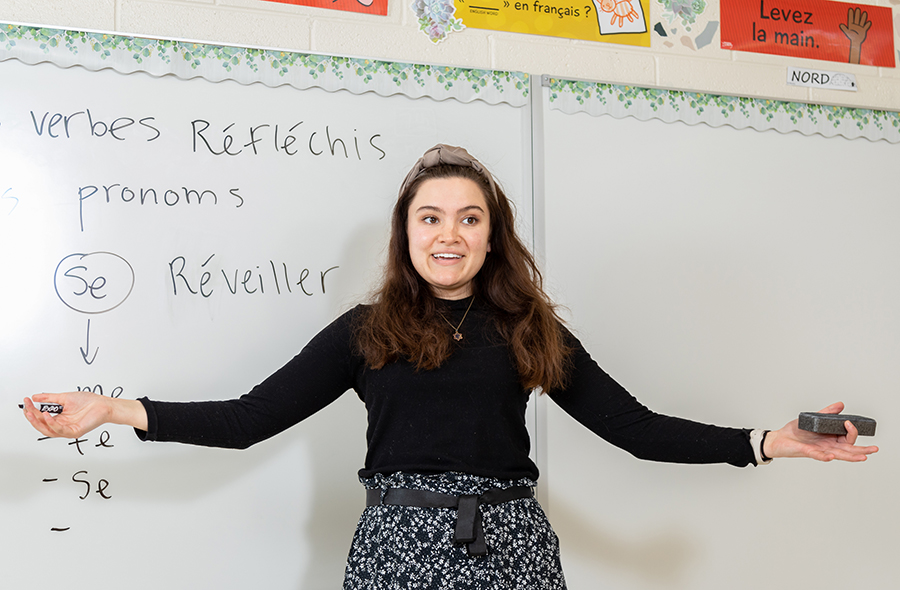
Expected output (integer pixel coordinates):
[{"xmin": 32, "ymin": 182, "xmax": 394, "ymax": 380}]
[{"xmin": 343, "ymin": 472, "xmax": 566, "ymax": 590}]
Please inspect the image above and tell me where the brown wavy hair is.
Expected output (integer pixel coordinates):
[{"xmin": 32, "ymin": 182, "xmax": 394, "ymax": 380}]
[{"xmin": 355, "ymin": 163, "xmax": 573, "ymax": 392}]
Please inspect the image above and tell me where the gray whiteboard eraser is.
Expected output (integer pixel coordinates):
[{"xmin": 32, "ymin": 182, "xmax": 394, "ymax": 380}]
[{"xmin": 798, "ymin": 413, "xmax": 876, "ymax": 436}]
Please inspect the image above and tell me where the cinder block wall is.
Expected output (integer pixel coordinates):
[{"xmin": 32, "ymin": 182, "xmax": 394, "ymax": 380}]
[{"xmin": 4, "ymin": 0, "xmax": 899, "ymax": 110}]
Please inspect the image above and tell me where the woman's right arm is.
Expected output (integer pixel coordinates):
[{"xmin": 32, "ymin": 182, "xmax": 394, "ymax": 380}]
[
  {"xmin": 22, "ymin": 391, "xmax": 148, "ymax": 439},
  {"xmin": 22, "ymin": 307, "xmax": 361, "ymax": 447}
]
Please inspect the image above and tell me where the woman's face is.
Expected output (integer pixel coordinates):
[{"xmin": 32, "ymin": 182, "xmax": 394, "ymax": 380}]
[{"xmin": 406, "ymin": 176, "xmax": 491, "ymax": 300}]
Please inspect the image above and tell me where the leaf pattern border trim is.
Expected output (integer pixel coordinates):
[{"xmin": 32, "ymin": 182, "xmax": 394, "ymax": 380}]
[
  {"xmin": 0, "ymin": 23, "xmax": 529, "ymax": 107},
  {"xmin": 548, "ymin": 78, "xmax": 900, "ymax": 144}
]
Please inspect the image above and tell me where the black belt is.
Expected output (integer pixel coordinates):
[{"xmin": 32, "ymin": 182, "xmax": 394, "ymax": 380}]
[{"xmin": 366, "ymin": 486, "xmax": 534, "ymax": 556}]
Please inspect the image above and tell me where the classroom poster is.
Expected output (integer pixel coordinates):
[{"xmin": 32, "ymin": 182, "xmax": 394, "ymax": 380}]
[
  {"xmin": 262, "ymin": 0, "xmax": 388, "ymax": 16},
  {"xmin": 452, "ymin": 0, "xmax": 650, "ymax": 46},
  {"xmin": 720, "ymin": 0, "xmax": 894, "ymax": 67}
]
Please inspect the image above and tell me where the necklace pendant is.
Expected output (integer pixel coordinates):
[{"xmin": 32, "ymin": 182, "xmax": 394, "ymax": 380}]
[{"xmin": 439, "ymin": 297, "xmax": 474, "ymax": 344}]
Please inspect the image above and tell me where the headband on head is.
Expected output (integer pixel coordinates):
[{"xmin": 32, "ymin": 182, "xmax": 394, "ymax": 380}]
[{"xmin": 399, "ymin": 144, "xmax": 498, "ymax": 199}]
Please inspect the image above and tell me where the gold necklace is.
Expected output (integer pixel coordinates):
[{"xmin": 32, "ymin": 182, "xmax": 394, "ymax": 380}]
[{"xmin": 439, "ymin": 297, "xmax": 475, "ymax": 342}]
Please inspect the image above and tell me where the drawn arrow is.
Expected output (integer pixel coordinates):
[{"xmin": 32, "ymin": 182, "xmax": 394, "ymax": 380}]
[
  {"xmin": 2, "ymin": 187, "xmax": 17, "ymax": 215},
  {"xmin": 80, "ymin": 319, "xmax": 98, "ymax": 365}
]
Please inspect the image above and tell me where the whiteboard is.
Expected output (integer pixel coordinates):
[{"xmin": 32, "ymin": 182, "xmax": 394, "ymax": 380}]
[
  {"xmin": 540, "ymin": 85, "xmax": 898, "ymax": 589},
  {"xmin": 0, "ymin": 55, "xmax": 532, "ymax": 590}
]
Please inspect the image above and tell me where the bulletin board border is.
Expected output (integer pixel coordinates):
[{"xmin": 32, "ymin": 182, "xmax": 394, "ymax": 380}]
[
  {"xmin": 0, "ymin": 22, "xmax": 529, "ymax": 107},
  {"xmin": 545, "ymin": 75, "xmax": 900, "ymax": 144}
]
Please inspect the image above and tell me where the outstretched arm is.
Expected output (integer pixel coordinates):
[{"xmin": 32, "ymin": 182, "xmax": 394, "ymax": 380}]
[
  {"xmin": 22, "ymin": 391, "xmax": 148, "ymax": 439},
  {"xmin": 550, "ymin": 329, "xmax": 879, "ymax": 467},
  {"xmin": 23, "ymin": 309, "xmax": 360, "ymax": 448},
  {"xmin": 764, "ymin": 402, "xmax": 878, "ymax": 462}
]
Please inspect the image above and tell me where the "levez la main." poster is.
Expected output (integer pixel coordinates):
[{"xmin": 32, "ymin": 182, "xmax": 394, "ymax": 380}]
[{"xmin": 721, "ymin": 0, "xmax": 894, "ymax": 67}]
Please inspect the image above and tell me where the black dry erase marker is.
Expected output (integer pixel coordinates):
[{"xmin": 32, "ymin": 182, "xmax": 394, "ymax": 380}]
[{"xmin": 18, "ymin": 403, "xmax": 64, "ymax": 414}]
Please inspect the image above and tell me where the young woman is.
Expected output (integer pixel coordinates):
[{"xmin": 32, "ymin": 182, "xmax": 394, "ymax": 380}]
[{"xmin": 23, "ymin": 144, "xmax": 878, "ymax": 589}]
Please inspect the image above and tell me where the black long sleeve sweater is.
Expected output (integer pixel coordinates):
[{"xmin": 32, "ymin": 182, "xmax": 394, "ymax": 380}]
[{"xmin": 137, "ymin": 297, "xmax": 756, "ymax": 479}]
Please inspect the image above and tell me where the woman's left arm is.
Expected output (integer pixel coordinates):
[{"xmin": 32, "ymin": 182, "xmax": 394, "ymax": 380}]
[{"xmin": 764, "ymin": 402, "xmax": 878, "ymax": 462}]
